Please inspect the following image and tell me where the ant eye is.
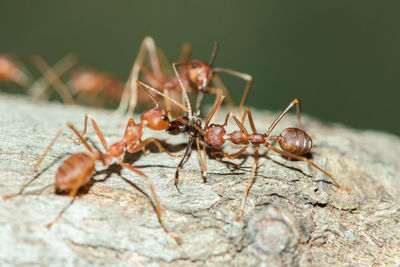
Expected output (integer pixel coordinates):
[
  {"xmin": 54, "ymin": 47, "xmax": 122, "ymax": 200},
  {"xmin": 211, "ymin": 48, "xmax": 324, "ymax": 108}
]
[
  {"xmin": 161, "ymin": 115, "xmax": 168, "ymax": 121},
  {"xmin": 192, "ymin": 63, "xmax": 197, "ymax": 68}
]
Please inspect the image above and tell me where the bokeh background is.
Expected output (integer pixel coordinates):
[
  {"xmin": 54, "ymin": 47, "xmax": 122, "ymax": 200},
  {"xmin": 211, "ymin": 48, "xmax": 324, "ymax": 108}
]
[{"xmin": 1, "ymin": 1, "xmax": 399, "ymax": 135}]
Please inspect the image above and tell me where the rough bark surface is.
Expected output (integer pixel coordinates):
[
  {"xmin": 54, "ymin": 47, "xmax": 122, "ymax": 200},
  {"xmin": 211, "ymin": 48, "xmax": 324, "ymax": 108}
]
[{"xmin": 0, "ymin": 93, "xmax": 399, "ymax": 266}]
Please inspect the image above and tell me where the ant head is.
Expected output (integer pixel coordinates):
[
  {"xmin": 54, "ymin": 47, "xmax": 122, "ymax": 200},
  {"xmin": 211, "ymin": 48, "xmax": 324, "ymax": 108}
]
[
  {"xmin": 187, "ymin": 60, "xmax": 213, "ymax": 93},
  {"xmin": 0, "ymin": 54, "xmax": 29, "ymax": 86},
  {"xmin": 166, "ymin": 117, "xmax": 189, "ymax": 135},
  {"xmin": 141, "ymin": 107, "xmax": 170, "ymax": 131}
]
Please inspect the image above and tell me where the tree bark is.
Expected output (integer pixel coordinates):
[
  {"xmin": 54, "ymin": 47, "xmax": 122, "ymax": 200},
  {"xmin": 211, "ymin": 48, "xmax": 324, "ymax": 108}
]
[{"xmin": 0, "ymin": 93, "xmax": 399, "ymax": 266}]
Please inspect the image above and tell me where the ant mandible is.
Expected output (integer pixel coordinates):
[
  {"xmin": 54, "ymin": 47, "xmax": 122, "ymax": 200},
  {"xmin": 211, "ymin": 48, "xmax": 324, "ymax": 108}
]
[{"xmin": 3, "ymin": 87, "xmax": 182, "ymax": 242}]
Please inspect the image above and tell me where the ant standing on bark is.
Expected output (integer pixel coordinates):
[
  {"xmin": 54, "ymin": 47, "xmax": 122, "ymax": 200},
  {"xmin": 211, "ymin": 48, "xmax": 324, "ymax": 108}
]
[
  {"xmin": 202, "ymin": 97, "xmax": 351, "ymax": 221},
  {"xmin": 3, "ymin": 86, "xmax": 183, "ymax": 242}
]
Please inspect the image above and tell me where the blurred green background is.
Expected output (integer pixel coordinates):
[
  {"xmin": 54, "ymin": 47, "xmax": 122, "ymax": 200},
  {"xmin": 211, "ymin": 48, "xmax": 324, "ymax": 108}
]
[{"xmin": 1, "ymin": 1, "xmax": 399, "ymax": 135}]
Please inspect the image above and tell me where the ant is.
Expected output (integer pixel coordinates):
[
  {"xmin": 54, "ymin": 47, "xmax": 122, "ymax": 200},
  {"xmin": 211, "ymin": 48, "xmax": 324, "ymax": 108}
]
[
  {"xmin": 3, "ymin": 86, "xmax": 183, "ymax": 242},
  {"xmin": 30, "ymin": 55, "xmax": 124, "ymax": 107},
  {"xmin": 0, "ymin": 53, "xmax": 79, "ymax": 104},
  {"xmin": 119, "ymin": 37, "xmax": 252, "ymax": 118},
  {"xmin": 202, "ymin": 97, "xmax": 351, "ymax": 221}
]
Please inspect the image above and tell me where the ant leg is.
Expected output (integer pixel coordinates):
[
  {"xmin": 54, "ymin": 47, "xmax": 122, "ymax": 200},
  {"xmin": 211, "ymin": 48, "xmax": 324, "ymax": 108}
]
[
  {"xmin": 241, "ymin": 107, "xmax": 258, "ymax": 134},
  {"xmin": 202, "ymin": 140, "xmax": 208, "ymax": 176},
  {"xmin": 46, "ymin": 164, "xmax": 94, "ymax": 228},
  {"xmin": 28, "ymin": 55, "xmax": 76, "ymax": 105},
  {"xmin": 118, "ymin": 161, "xmax": 180, "ymax": 243},
  {"xmin": 237, "ymin": 146, "xmax": 260, "ymax": 221},
  {"xmin": 175, "ymin": 137, "xmax": 194, "ymax": 192},
  {"xmin": 195, "ymin": 92, "xmax": 205, "ymax": 111},
  {"xmin": 204, "ymin": 95, "xmax": 225, "ymax": 128},
  {"xmin": 119, "ymin": 162, "xmax": 164, "ymax": 226},
  {"xmin": 29, "ymin": 53, "xmax": 79, "ymax": 100},
  {"xmin": 265, "ymin": 143, "xmax": 350, "ymax": 191},
  {"xmin": 213, "ymin": 68, "xmax": 252, "ymax": 119},
  {"xmin": 211, "ymin": 144, "xmax": 249, "ymax": 160},
  {"xmin": 195, "ymin": 137, "xmax": 207, "ymax": 180},
  {"xmin": 266, "ymin": 99, "xmax": 302, "ymax": 136},
  {"xmin": 4, "ymin": 124, "xmax": 95, "ymax": 199},
  {"xmin": 163, "ymin": 89, "xmax": 172, "ymax": 118},
  {"xmin": 212, "ymin": 74, "xmax": 236, "ymax": 106},
  {"xmin": 119, "ymin": 37, "xmax": 160, "ymax": 114},
  {"xmin": 72, "ymin": 113, "xmax": 108, "ymax": 150},
  {"xmin": 128, "ymin": 137, "xmax": 183, "ymax": 158},
  {"xmin": 222, "ymin": 112, "xmax": 250, "ymax": 136},
  {"xmin": 14, "ymin": 62, "xmax": 34, "ymax": 88},
  {"xmin": 172, "ymin": 62, "xmax": 193, "ymax": 116}
]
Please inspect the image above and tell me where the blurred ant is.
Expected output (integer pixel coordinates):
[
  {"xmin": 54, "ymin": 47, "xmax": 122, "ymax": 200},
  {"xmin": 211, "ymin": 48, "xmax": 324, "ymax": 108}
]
[
  {"xmin": 119, "ymin": 37, "xmax": 252, "ymax": 117},
  {"xmin": 30, "ymin": 55, "xmax": 124, "ymax": 106},
  {"xmin": 3, "ymin": 86, "xmax": 183, "ymax": 242},
  {"xmin": 0, "ymin": 53, "xmax": 77, "ymax": 104}
]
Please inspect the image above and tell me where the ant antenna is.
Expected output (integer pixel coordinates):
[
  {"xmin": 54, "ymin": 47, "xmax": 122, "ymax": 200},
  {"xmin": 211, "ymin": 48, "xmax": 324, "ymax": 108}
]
[
  {"xmin": 208, "ymin": 42, "xmax": 219, "ymax": 67},
  {"xmin": 172, "ymin": 63, "xmax": 192, "ymax": 117},
  {"xmin": 136, "ymin": 80, "xmax": 159, "ymax": 108},
  {"xmin": 136, "ymin": 80, "xmax": 188, "ymax": 112}
]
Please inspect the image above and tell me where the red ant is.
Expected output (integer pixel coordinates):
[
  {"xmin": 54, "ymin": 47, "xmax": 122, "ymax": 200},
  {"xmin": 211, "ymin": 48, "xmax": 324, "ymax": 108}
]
[
  {"xmin": 119, "ymin": 37, "xmax": 252, "ymax": 117},
  {"xmin": 0, "ymin": 53, "xmax": 79, "ymax": 104},
  {"xmin": 202, "ymin": 97, "xmax": 351, "ymax": 221},
  {"xmin": 3, "ymin": 87, "xmax": 183, "ymax": 242},
  {"xmin": 30, "ymin": 55, "xmax": 124, "ymax": 106}
]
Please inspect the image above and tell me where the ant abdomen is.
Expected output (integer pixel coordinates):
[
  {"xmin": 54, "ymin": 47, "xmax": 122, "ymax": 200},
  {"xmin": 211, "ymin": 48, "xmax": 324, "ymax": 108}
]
[
  {"xmin": 279, "ymin": 128, "xmax": 313, "ymax": 155},
  {"xmin": 55, "ymin": 153, "xmax": 95, "ymax": 192}
]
